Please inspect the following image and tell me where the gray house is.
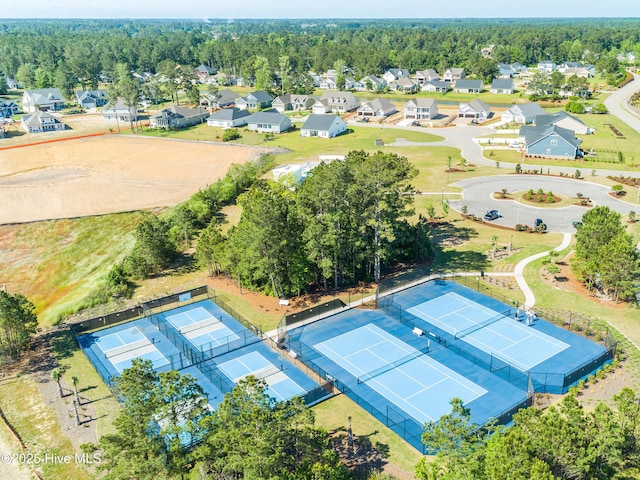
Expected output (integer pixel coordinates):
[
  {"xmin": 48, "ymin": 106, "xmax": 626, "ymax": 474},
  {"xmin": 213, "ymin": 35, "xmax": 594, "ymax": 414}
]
[
  {"xmin": 300, "ymin": 114, "xmax": 347, "ymax": 138},
  {"xmin": 421, "ymin": 80, "xmax": 450, "ymax": 93},
  {"xmin": 150, "ymin": 105, "xmax": 209, "ymax": 129},
  {"xmin": 520, "ymin": 124, "xmax": 582, "ymax": 159},
  {"xmin": 490, "ymin": 78, "xmax": 515, "ymax": 94},
  {"xmin": 201, "ymin": 89, "xmax": 238, "ymax": 109},
  {"xmin": 458, "ymin": 99, "xmax": 491, "ymax": 120},
  {"xmin": 246, "ymin": 110, "xmax": 292, "ymax": 134},
  {"xmin": 22, "ymin": 88, "xmax": 66, "ymax": 113},
  {"xmin": 454, "ymin": 79, "xmax": 483, "ymax": 94},
  {"xmin": 313, "ymin": 91, "xmax": 360, "ymax": 114},
  {"xmin": 272, "ymin": 94, "xmax": 315, "ymax": 113},
  {"xmin": 501, "ymin": 103, "xmax": 546, "ymax": 124},
  {"xmin": 75, "ymin": 89, "xmax": 109, "ymax": 110},
  {"xmin": 533, "ymin": 111, "xmax": 590, "ymax": 135},
  {"xmin": 235, "ymin": 90, "xmax": 274, "ymax": 110},
  {"xmin": 102, "ymin": 99, "xmax": 139, "ymax": 123},
  {"xmin": 0, "ymin": 100, "xmax": 21, "ymax": 117},
  {"xmin": 206, "ymin": 108, "xmax": 250, "ymax": 128}
]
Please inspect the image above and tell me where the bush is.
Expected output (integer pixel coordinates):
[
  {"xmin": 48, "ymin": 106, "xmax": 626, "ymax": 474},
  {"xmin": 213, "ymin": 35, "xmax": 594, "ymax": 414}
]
[
  {"xmin": 222, "ymin": 128, "xmax": 241, "ymax": 142},
  {"xmin": 515, "ymin": 224, "xmax": 529, "ymax": 231}
]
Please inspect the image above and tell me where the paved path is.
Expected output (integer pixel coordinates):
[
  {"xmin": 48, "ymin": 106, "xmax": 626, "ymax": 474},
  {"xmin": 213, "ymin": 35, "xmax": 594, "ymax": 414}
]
[{"xmin": 604, "ymin": 73, "xmax": 640, "ymax": 133}]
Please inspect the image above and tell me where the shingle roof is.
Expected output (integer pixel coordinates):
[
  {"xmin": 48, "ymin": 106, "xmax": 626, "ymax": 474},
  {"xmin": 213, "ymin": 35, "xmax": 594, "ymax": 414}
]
[
  {"xmin": 455, "ymin": 79, "xmax": 483, "ymax": 90},
  {"xmin": 302, "ymin": 114, "xmax": 341, "ymax": 131},
  {"xmin": 509, "ymin": 102, "xmax": 545, "ymax": 117},
  {"xmin": 520, "ymin": 124, "xmax": 582, "ymax": 148},
  {"xmin": 208, "ymin": 107, "xmax": 250, "ymax": 121},
  {"xmin": 534, "ymin": 111, "xmax": 586, "ymax": 128},
  {"xmin": 468, "ymin": 99, "xmax": 491, "ymax": 112},
  {"xmin": 22, "ymin": 110, "xmax": 64, "ymax": 127},
  {"xmin": 245, "ymin": 90, "xmax": 274, "ymax": 103},
  {"xmin": 408, "ymin": 98, "xmax": 437, "ymax": 108},
  {"xmin": 246, "ymin": 111, "xmax": 288, "ymax": 125},
  {"xmin": 491, "ymin": 78, "xmax": 514, "ymax": 90}
]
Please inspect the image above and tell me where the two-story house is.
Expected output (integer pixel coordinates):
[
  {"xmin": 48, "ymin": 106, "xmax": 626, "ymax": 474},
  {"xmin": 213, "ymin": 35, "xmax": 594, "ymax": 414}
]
[{"xmin": 404, "ymin": 98, "xmax": 438, "ymax": 120}]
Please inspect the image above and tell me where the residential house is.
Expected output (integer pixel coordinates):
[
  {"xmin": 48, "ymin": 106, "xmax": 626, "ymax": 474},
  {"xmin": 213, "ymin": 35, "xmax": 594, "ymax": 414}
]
[
  {"xmin": 300, "ymin": 114, "xmax": 347, "ymax": 138},
  {"xmin": 245, "ymin": 110, "xmax": 292, "ymax": 134},
  {"xmin": 150, "ymin": 105, "xmax": 209, "ymax": 129},
  {"xmin": 22, "ymin": 88, "xmax": 66, "ymax": 113},
  {"xmin": 454, "ymin": 79, "xmax": 483, "ymax": 94},
  {"xmin": 501, "ymin": 103, "xmax": 546, "ymax": 124},
  {"xmin": 498, "ymin": 63, "xmax": 515, "ymax": 78},
  {"xmin": 520, "ymin": 124, "xmax": 582, "ymax": 159},
  {"xmin": 102, "ymin": 99, "xmax": 139, "ymax": 123},
  {"xmin": 201, "ymin": 89, "xmax": 238, "ymax": 109},
  {"xmin": 235, "ymin": 91, "xmax": 274, "ymax": 111},
  {"xmin": 557, "ymin": 62, "xmax": 583, "ymax": 73},
  {"xmin": 357, "ymin": 98, "xmax": 397, "ymax": 118},
  {"xmin": 355, "ymin": 75, "xmax": 386, "ymax": 92},
  {"xmin": 316, "ymin": 91, "xmax": 359, "ymax": 113},
  {"xmin": 414, "ymin": 69, "xmax": 440, "ymax": 84},
  {"xmin": 206, "ymin": 108, "xmax": 251, "ymax": 128},
  {"xmin": 421, "ymin": 80, "xmax": 450, "ymax": 93},
  {"xmin": 458, "ymin": 99, "xmax": 491, "ymax": 121},
  {"xmin": 404, "ymin": 98, "xmax": 438, "ymax": 120},
  {"xmin": 320, "ymin": 76, "xmax": 338, "ymax": 90},
  {"xmin": 481, "ymin": 45, "xmax": 495, "ymax": 58},
  {"xmin": 210, "ymin": 72, "xmax": 232, "ymax": 86},
  {"xmin": 443, "ymin": 68, "xmax": 465, "ymax": 82},
  {"xmin": 75, "ymin": 89, "xmax": 109, "ymax": 110},
  {"xmin": 563, "ymin": 66, "xmax": 595, "ymax": 78},
  {"xmin": 272, "ymin": 94, "xmax": 315, "ymax": 113},
  {"xmin": 344, "ymin": 77, "xmax": 358, "ymax": 90},
  {"xmin": 490, "ymin": 78, "xmax": 515, "ymax": 94},
  {"xmin": 195, "ymin": 64, "xmax": 217, "ymax": 84},
  {"xmin": 388, "ymin": 77, "xmax": 419, "ymax": 93},
  {"xmin": 510, "ymin": 63, "xmax": 527, "ymax": 74},
  {"xmin": 21, "ymin": 111, "xmax": 66, "ymax": 133},
  {"xmin": 0, "ymin": 100, "xmax": 21, "ymax": 118},
  {"xmin": 537, "ymin": 61, "xmax": 557, "ymax": 73},
  {"xmin": 382, "ymin": 68, "xmax": 410, "ymax": 84},
  {"xmin": 533, "ymin": 111, "xmax": 591, "ymax": 135}
]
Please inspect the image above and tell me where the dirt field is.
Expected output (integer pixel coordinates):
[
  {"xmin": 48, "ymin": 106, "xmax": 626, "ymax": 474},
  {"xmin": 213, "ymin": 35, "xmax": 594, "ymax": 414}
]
[{"xmin": 0, "ymin": 135, "xmax": 269, "ymax": 224}]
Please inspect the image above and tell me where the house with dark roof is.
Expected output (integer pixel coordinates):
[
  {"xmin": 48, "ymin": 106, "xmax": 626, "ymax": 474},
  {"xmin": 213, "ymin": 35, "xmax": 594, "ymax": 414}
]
[
  {"xmin": 235, "ymin": 91, "xmax": 274, "ymax": 111},
  {"xmin": 206, "ymin": 108, "xmax": 251, "ymax": 128},
  {"xmin": 201, "ymin": 89, "xmax": 238, "ymax": 109},
  {"xmin": 404, "ymin": 98, "xmax": 438, "ymax": 120},
  {"xmin": 421, "ymin": 80, "xmax": 450, "ymax": 93},
  {"xmin": 454, "ymin": 79, "xmax": 483, "ymax": 94},
  {"xmin": 150, "ymin": 105, "xmax": 209, "ymax": 129},
  {"xmin": 0, "ymin": 100, "xmax": 21, "ymax": 118},
  {"xmin": 300, "ymin": 114, "xmax": 347, "ymax": 138},
  {"xmin": 246, "ymin": 110, "xmax": 292, "ymax": 134},
  {"xmin": 22, "ymin": 88, "xmax": 66, "ymax": 113},
  {"xmin": 520, "ymin": 124, "xmax": 582, "ymax": 159},
  {"xmin": 102, "ymin": 99, "xmax": 139, "ymax": 123},
  {"xmin": 501, "ymin": 103, "xmax": 546, "ymax": 124},
  {"xmin": 533, "ymin": 111, "xmax": 591, "ymax": 135},
  {"xmin": 458, "ymin": 99, "xmax": 491, "ymax": 121},
  {"xmin": 357, "ymin": 98, "xmax": 397, "ymax": 118},
  {"xmin": 75, "ymin": 89, "xmax": 109, "ymax": 110},
  {"xmin": 21, "ymin": 111, "xmax": 66, "ymax": 133},
  {"xmin": 490, "ymin": 78, "xmax": 515, "ymax": 94}
]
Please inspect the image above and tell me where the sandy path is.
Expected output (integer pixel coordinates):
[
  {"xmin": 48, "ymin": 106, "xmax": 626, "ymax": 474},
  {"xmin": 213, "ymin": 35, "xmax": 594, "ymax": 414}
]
[
  {"xmin": 0, "ymin": 135, "xmax": 268, "ymax": 224},
  {"xmin": 0, "ymin": 425, "xmax": 31, "ymax": 480}
]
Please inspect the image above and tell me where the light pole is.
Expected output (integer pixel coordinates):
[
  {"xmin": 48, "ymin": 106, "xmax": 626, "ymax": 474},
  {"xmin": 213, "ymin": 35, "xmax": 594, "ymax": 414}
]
[
  {"xmin": 441, "ymin": 186, "xmax": 444, "ymax": 203},
  {"xmin": 447, "ymin": 156, "xmax": 451, "ymax": 184}
]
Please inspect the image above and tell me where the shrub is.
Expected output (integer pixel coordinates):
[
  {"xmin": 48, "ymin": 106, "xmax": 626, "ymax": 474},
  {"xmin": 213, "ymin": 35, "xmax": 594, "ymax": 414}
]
[
  {"xmin": 515, "ymin": 224, "xmax": 529, "ymax": 231},
  {"xmin": 537, "ymin": 188, "xmax": 544, "ymax": 195},
  {"xmin": 222, "ymin": 128, "xmax": 241, "ymax": 142},
  {"xmin": 576, "ymin": 192, "xmax": 583, "ymax": 199}
]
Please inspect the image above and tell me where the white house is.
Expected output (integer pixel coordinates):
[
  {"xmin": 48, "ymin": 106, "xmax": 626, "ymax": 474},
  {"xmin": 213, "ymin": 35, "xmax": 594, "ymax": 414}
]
[
  {"xmin": 404, "ymin": 98, "xmax": 438, "ymax": 120},
  {"xmin": 421, "ymin": 80, "xmax": 450, "ymax": 93},
  {"xmin": 454, "ymin": 79, "xmax": 483, "ymax": 94},
  {"xmin": 443, "ymin": 68, "xmax": 465, "ymax": 82},
  {"xmin": 22, "ymin": 88, "xmax": 66, "ymax": 113},
  {"xmin": 245, "ymin": 111, "xmax": 292, "ymax": 134},
  {"xmin": 458, "ymin": 99, "xmax": 491, "ymax": 121},
  {"xmin": 533, "ymin": 111, "xmax": 591, "ymax": 135},
  {"xmin": 314, "ymin": 91, "xmax": 359, "ymax": 113},
  {"xmin": 501, "ymin": 103, "xmax": 546, "ymax": 124},
  {"xmin": 300, "ymin": 114, "xmax": 347, "ymax": 138},
  {"xmin": 21, "ymin": 111, "xmax": 66, "ymax": 133},
  {"xmin": 382, "ymin": 68, "xmax": 410, "ymax": 83},
  {"xmin": 490, "ymin": 78, "xmax": 515, "ymax": 94},
  {"xmin": 414, "ymin": 69, "xmax": 440, "ymax": 84},
  {"xmin": 206, "ymin": 108, "xmax": 251, "ymax": 128},
  {"xmin": 537, "ymin": 61, "xmax": 557, "ymax": 73},
  {"xmin": 357, "ymin": 98, "xmax": 397, "ymax": 117},
  {"xmin": 102, "ymin": 99, "xmax": 139, "ymax": 123}
]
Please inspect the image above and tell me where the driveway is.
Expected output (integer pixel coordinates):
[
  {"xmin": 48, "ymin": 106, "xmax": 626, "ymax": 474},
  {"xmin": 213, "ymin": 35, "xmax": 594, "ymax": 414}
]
[{"xmin": 449, "ymin": 175, "xmax": 637, "ymax": 233}]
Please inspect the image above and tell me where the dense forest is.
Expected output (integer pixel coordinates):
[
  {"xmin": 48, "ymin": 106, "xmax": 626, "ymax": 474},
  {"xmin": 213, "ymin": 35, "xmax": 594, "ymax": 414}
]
[{"xmin": 1, "ymin": 18, "xmax": 640, "ymax": 93}]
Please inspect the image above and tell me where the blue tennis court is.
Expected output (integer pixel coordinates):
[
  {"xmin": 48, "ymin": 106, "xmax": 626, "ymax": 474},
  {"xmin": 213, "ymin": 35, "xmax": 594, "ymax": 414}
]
[
  {"xmin": 217, "ymin": 350, "xmax": 307, "ymax": 402},
  {"xmin": 407, "ymin": 292, "xmax": 569, "ymax": 371},
  {"xmin": 164, "ymin": 303, "xmax": 240, "ymax": 351},
  {"xmin": 94, "ymin": 326, "xmax": 169, "ymax": 373},
  {"xmin": 315, "ymin": 323, "xmax": 487, "ymax": 423}
]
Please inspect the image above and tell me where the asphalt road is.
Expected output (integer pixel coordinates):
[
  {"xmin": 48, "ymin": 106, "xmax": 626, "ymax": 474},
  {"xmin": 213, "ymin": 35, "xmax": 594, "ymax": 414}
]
[
  {"xmin": 449, "ymin": 175, "xmax": 638, "ymax": 233},
  {"xmin": 604, "ymin": 73, "xmax": 640, "ymax": 133}
]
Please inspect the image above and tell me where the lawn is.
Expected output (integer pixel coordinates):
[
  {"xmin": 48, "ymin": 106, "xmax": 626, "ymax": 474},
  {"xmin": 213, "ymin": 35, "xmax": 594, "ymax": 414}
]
[{"xmin": 0, "ymin": 212, "xmax": 144, "ymax": 327}]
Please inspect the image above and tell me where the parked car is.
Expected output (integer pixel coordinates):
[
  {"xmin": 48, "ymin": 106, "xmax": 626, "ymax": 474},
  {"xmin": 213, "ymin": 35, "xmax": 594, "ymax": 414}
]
[
  {"xmin": 484, "ymin": 210, "xmax": 501, "ymax": 221},
  {"xmin": 411, "ymin": 120, "xmax": 420, "ymax": 126},
  {"xmin": 572, "ymin": 221, "xmax": 583, "ymax": 229},
  {"xmin": 535, "ymin": 218, "xmax": 547, "ymax": 231}
]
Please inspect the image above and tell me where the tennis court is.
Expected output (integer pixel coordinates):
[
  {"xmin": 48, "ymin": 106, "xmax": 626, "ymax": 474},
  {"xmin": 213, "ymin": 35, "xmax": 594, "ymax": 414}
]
[
  {"xmin": 217, "ymin": 350, "xmax": 307, "ymax": 402},
  {"xmin": 315, "ymin": 323, "xmax": 487, "ymax": 423},
  {"xmin": 165, "ymin": 305, "xmax": 240, "ymax": 351},
  {"xmin": 407, "ymin": 292, "xmax": 569, "ymax": 371},
  {"xmin": 94, "ymin": 326, "xmax": 169, "ymax": 373}
]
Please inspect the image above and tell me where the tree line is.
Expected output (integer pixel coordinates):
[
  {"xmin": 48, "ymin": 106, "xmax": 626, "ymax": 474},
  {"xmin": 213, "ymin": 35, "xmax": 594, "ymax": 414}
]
[
  {"xmin": 110, "ymin": 151, "xmax": 433, "ymax": 299},
  {"xmin": 2, "ymin": 18, "xmax": 640, "ymax": 97}
]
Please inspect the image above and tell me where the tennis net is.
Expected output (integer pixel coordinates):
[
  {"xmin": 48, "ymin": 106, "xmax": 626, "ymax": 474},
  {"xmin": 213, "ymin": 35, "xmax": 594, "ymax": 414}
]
[
  {"xmin": 104, "ymin": 339, "xmax": 149, "ymax": 358},
  {"xmin": 253, "ymin": 364, "xmax": 283, "ymax": 381},
  {"xmin": 357, "ymin": 347, "xmax": 429, "ymax": 384},
  {"xmin": 455, "ymin": 308, "xmax": 511, "ymax": 340},
  {"xmin": 180, "ymin": 318, "xmax": 219, "ymax": 335}
]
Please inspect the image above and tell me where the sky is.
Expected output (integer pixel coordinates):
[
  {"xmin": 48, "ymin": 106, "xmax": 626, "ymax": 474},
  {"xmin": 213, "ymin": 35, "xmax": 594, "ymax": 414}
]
[{"xmin": 2, "ymin": 0, "xmax": 640, "ymax": 19}]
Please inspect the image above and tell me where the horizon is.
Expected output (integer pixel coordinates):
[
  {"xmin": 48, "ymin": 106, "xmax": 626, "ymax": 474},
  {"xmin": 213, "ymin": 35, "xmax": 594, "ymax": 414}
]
[{"xmin": 2, "ymin": 0, "xmax": 639, "ymax": 20}]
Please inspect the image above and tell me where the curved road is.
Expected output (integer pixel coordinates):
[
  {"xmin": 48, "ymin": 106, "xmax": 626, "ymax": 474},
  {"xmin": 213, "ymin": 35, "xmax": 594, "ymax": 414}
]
[
  {"xmin": 449, "ymin": 175, "xmax": 637, "ymax": 233},
  {"xmin": 604, "ymin": 72, "xmax": 640, "ymax": 133}
]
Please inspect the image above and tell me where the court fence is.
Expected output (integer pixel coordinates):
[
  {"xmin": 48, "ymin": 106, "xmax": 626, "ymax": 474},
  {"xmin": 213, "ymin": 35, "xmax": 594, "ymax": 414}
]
[{"xmin": 276, "ymin": 298, "xmax": 347, "ymax": 344}]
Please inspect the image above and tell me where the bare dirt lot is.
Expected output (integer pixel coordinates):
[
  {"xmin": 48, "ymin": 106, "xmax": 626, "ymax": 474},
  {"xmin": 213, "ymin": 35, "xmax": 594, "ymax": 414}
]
[{"xmin": 0, "ymin": 135, "xmax": 269, "ymax": 224}]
